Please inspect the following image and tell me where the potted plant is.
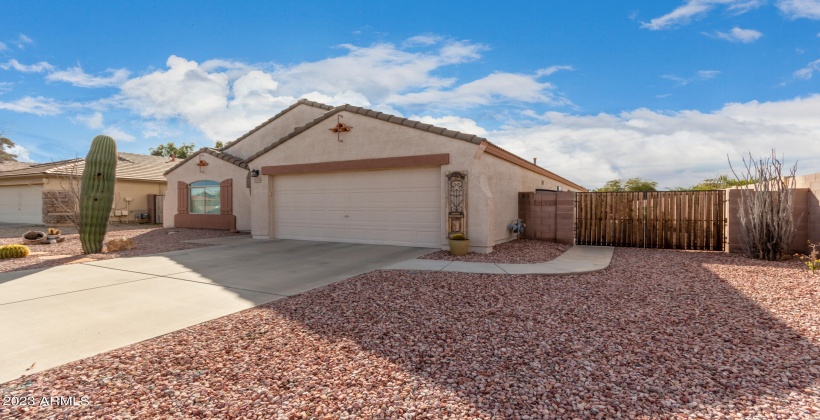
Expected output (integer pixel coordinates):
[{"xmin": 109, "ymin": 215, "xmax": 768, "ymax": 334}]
[
  {"xmin": 448, "ymin": 233, "xmax": 470, "ymax": 256},
  {"xmin": 22, "ymin": 231, "xmax": 46, "ymax": 244},
  {"xmin": 47, "ymin": 227, "xmax": 62, "ymax": 241}
]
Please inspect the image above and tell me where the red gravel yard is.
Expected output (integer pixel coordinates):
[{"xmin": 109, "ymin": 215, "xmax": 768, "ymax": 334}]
[
  {"xmin": 2, "ymin": 248, "xmax": 819, "ymax": 418},
  {"xmin": 0, "ymin": 225, "xmax": 249, "ymax": 273}
]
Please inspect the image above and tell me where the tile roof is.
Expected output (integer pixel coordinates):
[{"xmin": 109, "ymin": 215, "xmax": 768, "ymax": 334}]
[
  {"xmin": 241, "ymin": 102, "xmax": 586, "ymax": 191},
  {"xmin": 218, "ymin": 99, "xmax": 334, "ymax": 151},
  {"xmin": 244, "ymin": 104, "xmax": 488, "ymax": 163},
  {"xmin": 0, "ymin": 161, "xmax": 35, "ymax": 171},
  {"xmin": 0, "ymin": 153, "xmax": 176, "ymax": 182},
  {"xmin": 163, "ymin": 148, "xmax": 248, "ymax": 176}
]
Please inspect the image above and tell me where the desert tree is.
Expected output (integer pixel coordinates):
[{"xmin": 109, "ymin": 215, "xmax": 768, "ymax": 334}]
[
  {"xmin": 729, "ymin": 150, "xmax": 799, "ymax": 261},
  {"xmin": 597, "ymin": 177, "xmax": 657, "ymax": 192},
  {"xmin": 149, "ymin": 141, "xmax": 195, "ymax": 159},
  {"xmin": 0, "ymin": 135, "xmax": 18, "ymax": 162}
]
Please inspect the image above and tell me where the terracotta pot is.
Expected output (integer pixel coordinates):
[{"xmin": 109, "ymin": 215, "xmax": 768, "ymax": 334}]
[{"xmin": 448, "ymin": 239, "xmax": 470, "ymax": 256}]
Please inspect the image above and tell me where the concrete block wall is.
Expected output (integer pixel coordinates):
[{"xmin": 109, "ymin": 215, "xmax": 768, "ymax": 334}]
[
  {"xmin": 794, "ymin": 173, "xmax": 820, "ymax": 251},
  {"xmin": 725, "ymin": 183, "xmax": 812, "ymax": 254},
  {"xmin": 42, "ymin": 191, "xmax": 76, "ymax": 225},
  {"xmin": 518, "ymin": 191, "xmax": 575, "ymax": 245}
]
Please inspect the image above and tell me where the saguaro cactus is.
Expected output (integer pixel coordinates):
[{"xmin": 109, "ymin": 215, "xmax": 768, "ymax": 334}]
[{"xmin": 80, "ymin": 135, "xmax": 117, "ymax": 254}]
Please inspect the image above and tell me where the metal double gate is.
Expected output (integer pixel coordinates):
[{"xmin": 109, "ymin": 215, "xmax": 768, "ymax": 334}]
[{"xmin": 575, "ymin": 190, "xmax": 725, "ymax": 251}]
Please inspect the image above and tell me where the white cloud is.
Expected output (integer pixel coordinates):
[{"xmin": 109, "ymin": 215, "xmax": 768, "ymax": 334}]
[
  {"xmin": 0, "ymin": 96, "xmax": 64, "ymax": 115},
  {"xmin": 662, "ymin": 70, "xmax": 720, "ymax": 85},
  {"xmin": 408, "ymin": 115, "xmax": 488, "ymax": 136},
  {"xmin": 271, "ymin": 40, "xmax": 484, "ymax": 100},
  {"xmin": 642, "ymin": 0, "xmax": 766, "ymax": 30},
  {"xmin": 0, "ymin": 41, "xmax": 7, "ymax": 51},
  {"xmin": 115, "ymin": 37, "xmax": 566, "ymax": 141},
  {"xmin": 47, "ymin": 66, "xmax": 131, "ymax": 88},
  {"xmin": 489, "ymin": 95, "xmax": 820, "ymax": 189},
  {"xmin": 0, "ymin": 59, "xmax": 54, "ymax": 73},
  {"xmin": 101, "ymin": 126, "xmax": 135, "ymax": 142},
  {"xmin": 300, "ymin": 90, "xmax": 371, "ymax": 106},
  {"xmin": 794, "ymin": 58, "xmax": 820, "ymax": 79},
  {"xmin": 777, "ymin": 0, "xmax": 820, "ymax": 19},
  {"xmin": 74, "ymin": 112, "xmax": 104, "ymax": 129},
  {"xmin": 0, "ymin": 82, "xmax": 12, "ymax": 94},
  {"xmin": 535, "ymin": 66, "xmax": 574, "ymax": 77},
  {"xmin": 708, "ymin": 27, "xmax": 763, "ymax": 42},
  {"xmin": 120, "ymin": 55, "xmax": 296, "ymax": 141},
  {"xmin": 388, "ymin": 72, "xmax": 566, "ymax": 108},
  {"xmin": 402, "ymin": 35, "xmax": 444, "ymax": 47},
  {"xmin": 15, "ymin": 34, "xmax": 33, "ymax": 49},
  {"xmin": 6, "ymin": 144, "xmax": 33, "ymax": 162}
]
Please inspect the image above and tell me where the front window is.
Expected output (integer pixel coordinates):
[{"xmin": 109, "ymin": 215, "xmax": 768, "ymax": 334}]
[{"xmin": 190, "ymin": 180, "xmax": 220, "ymax": 214}]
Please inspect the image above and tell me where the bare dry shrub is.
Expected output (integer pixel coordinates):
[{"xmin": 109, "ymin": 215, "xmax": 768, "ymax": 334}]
[{"xmin": 729, "ymin": 150, "xmax": 798, "ymax": 261}]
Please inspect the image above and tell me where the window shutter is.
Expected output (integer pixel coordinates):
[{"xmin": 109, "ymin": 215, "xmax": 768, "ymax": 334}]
[
  {"xmin": 177, "ymin": 181, "xmax": 189, "ymax": 214},
  {"xmin": 220, "ymin": 178, "xmax": 233, "ymax": 215}
]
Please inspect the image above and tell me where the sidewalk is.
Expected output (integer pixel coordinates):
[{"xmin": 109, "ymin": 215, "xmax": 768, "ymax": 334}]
[{"xmin": 385, "ymin": 245, "xmax": 614, "ymax": 274}]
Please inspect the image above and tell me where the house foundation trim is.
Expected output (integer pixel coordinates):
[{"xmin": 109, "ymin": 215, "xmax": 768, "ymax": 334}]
[
  {"xmin": 260, "ymin": 154, "xmax": 450, "ymax": 175},
  {"xmin": 174, "ymin": 214, "xmax": 237, "ymax": 230}
]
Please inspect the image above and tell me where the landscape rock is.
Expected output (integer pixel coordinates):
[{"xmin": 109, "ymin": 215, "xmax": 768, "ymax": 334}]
[{"xmin": 106, "ymin": 238, "xmax": 135, "ymax": 252}]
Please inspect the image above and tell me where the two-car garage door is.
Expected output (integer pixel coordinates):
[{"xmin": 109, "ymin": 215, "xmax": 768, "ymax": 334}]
[
  {"xmin": 272, "ymin": 167, "xmax": 440, "ymax": 247},
  {"xmin": 0, "ymin": 186, "xmax": 43, "ymax": 224}
]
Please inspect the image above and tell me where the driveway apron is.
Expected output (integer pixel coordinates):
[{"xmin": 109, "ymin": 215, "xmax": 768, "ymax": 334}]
[{"xmin": 0, "ymin": 238, "xmax": 434, "ymax": 384}]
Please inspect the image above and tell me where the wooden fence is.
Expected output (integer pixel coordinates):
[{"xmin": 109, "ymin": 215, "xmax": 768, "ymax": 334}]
[{"xmin": 575, "ymin": 191, "xmax": 725, "ymax": 250}]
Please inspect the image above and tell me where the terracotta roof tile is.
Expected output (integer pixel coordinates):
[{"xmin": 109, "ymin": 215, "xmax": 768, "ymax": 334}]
[{"xmin": 0, "ymin": 153, "xmax": 174, "ymax": 182}]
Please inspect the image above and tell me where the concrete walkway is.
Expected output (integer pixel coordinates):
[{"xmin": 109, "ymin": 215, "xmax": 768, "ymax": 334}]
[{"xmin": 385, "ymin": 245, "xmax": 615, "ymax": 274}]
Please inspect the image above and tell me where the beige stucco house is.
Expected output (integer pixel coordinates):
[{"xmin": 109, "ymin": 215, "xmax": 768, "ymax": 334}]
[
  {"xmin": 0, "ymin": 153, "xmax": 174, "ymax": 225},
  {"xmin": 164, "ymin": 99, "xmax": 585, "ymax": 253}
]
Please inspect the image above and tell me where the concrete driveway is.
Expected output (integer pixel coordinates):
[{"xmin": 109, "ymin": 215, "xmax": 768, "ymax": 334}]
[{"xmin": 0, "ymin": 237, "xmax": 434, "ymax": 384}]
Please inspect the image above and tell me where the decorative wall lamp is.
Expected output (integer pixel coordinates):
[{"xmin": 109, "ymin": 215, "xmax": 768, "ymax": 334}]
[
  {"xmin": 250, "ymin": 169, "xmax": 260, "ymax": 177},
  {"xmin": 329, "ymin": 114, "xmax": 352, "ymax": 142},
  {"xmin": 196, "ymin": 155, "xmax": 209, "ymax": 173}
]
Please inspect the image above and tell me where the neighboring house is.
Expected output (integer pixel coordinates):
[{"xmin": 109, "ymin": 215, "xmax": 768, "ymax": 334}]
[
  {"xmin": 0, "ymin": 153, "xmax": 175, "ymax": 225},
  {"xmin": 164, "ymin": 99, "xmax": 586, "ymax": 253}
]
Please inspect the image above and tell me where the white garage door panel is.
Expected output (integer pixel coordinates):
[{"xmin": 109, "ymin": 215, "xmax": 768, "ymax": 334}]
[
  {"xmin": 0, "ymin": 186, "xmax": 43, "ymax": 224},
  {"xmin": 273, "ymin": 168, "xmax": 440, "ymax": 247}
]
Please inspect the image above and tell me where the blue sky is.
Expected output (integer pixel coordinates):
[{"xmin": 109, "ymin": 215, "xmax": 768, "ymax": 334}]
[{"xmin": 1, "ymin": 0, "xmax": 819, "ymax": 189}]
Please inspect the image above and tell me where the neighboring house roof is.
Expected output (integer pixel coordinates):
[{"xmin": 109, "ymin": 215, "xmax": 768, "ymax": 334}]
[
  {"xmin": 163, "ymin": 148, "xmax": 248, "ymax": 176},
  {"xmin": 218, "ymin": 99, "xmax": 334, "ymax": 152},
  {"xmin": 243, "ymin": 103, "xmax": 586, "ymax": 191},
  {"xmin": 0, "ymin": 153, "xmax": 175, "ymax": 182},
  {"xmin": 0, "ymin": 161, "xmax": 35, "ymax": 171}
]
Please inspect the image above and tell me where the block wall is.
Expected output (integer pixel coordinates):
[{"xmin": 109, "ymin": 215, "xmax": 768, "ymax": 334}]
[{"xmin": 518, "ymin": 191, "xmax": 575, "ymax": 245}]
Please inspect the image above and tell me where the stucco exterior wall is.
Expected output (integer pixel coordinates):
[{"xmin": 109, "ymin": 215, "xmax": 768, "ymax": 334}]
[
  {"xmin": 223, "ymin": 104, "xmax": 329, "ymax": 160},
  {"xmin": 45, "ymin": 177, "xmax": 166, "ymax": 223},
  {"xmin": 0, "ymin": 176, "xmax": 44, "ymax": 188},
  {"xmin": 477, "ymin": 153, "xmax": 579, "ymax": 245},
  {"xmin": 247, "ymin": 110, "xmax": 575, "ymax": 252},
  {"xmin": 163, "ymin": 156, "xmax": 251, "ymax": 230},
  {"xmin": 0, "ymin": 176, "xmax": 166, "ymax": 224}
]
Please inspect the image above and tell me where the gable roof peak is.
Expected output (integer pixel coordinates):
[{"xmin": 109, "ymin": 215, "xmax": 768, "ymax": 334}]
[{"xmin": 218, "ymin": 99, "xmax": 334, "ymax": 151}]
